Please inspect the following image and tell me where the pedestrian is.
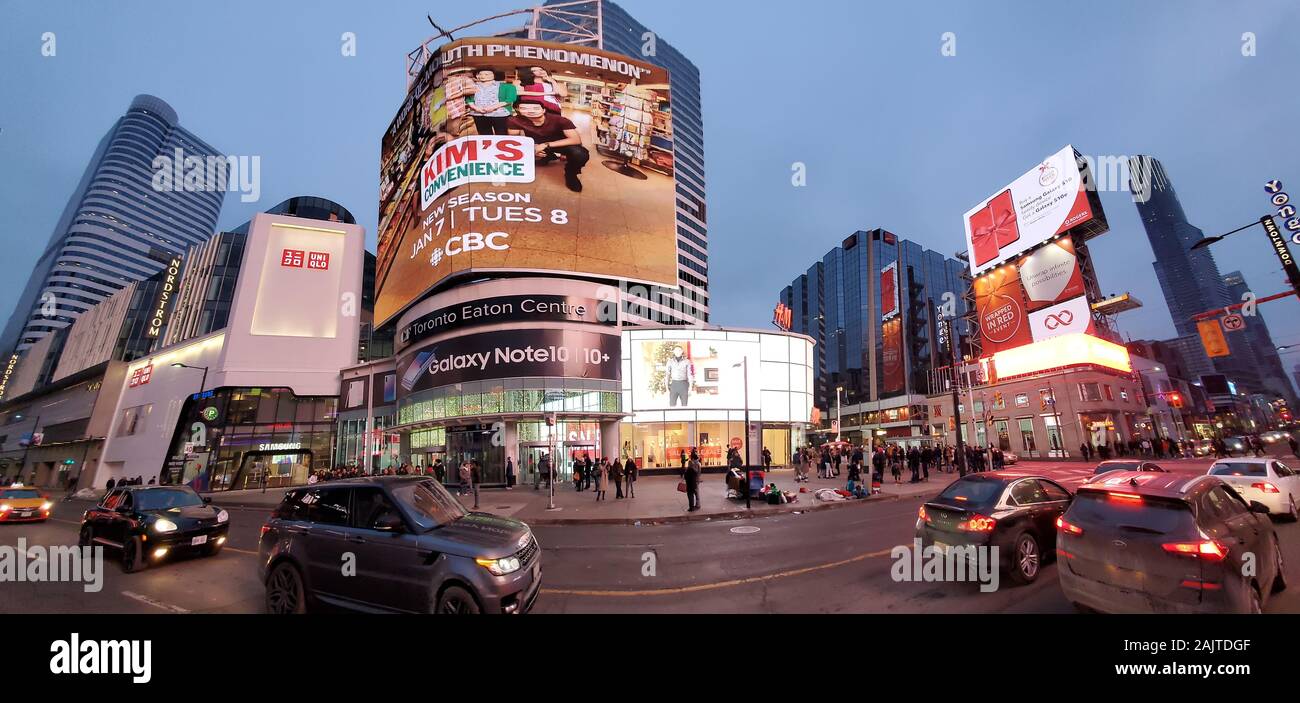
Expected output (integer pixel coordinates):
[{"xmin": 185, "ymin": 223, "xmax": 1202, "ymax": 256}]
[
  {"xmin": 685, "ymin": 450, "xmax": 702, "ymax": 511},
  {"xmin": 505, "ymin": 456, "xmax": 515, "ymax": 490},
  {"xmin": 611, "ymin": 458, "xmax": 624, "ymax": 499},
  {"xmin": 920, "ymin": 446, "xmax": 932, "ymax": 481},
  {"xmin": 1080, "ymin": 443, "xmax": 1091, "ymax": 461},
  {"xmin": 594, "ymin": 459, "xmax": 608, "ymax": 501},
  {"xmin": 762, "ymin": 447, "xmax": 772, "ymax": 472},
  {"xmin": 847, "ymin": 459, "xmax": 861, "ymax": 493},
  {"xmin": 573, "ymin": 458, "xmax": 583, "ymax": 491},
  {"xmin": 106, "ymin": 478, "xmax": 116, "ymax": 490},
  {"xmin": 458, "ymin": 461, "xmax": 472, "ymax": 497},
  {"xmin": 537, "ymin": 452, "xmax": 551, "ymax": 492},
  {"xmin": 624, "ymin": 456, "xmax": 637, "ymax": 498},
  {"xmin": 583, "ymin": 453, "xmax": 594, "ymax": 491}
]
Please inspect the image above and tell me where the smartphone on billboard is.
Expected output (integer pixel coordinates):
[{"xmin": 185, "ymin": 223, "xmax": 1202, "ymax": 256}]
[
  {"xmin": 988, "ymin": 189, "xmax": 1020, "ymax": 248},
  {"xmin": 400, "ymin": 350, "xmax": 434, "ymax": 392},
  {"xmin": 969, "ymin": 205, "xmax": 998, "ymax": 265}
]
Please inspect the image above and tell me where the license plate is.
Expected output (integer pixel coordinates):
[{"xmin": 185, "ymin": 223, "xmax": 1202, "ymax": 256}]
[
  {"xmin": 191, "ymin": 535, "xmax": 208, "ymax": 546},
  {"xmin": 17, "ymin": 511, "xmax": 32, "ymax": 518}
]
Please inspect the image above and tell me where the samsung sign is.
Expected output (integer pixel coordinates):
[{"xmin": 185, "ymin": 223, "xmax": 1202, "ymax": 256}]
[
  {"xmin": 146, "ymin": 256, "xmax": 183, "ymax": 338},
  {"xmin": 397, "ymin": 294, "xmax": 613, "ymax": 351}
]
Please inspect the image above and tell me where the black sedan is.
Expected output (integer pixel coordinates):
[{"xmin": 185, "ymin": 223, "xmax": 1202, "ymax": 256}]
[
  {"xmin": 79, "ymin": 485, "xmax": 230, "ymax": 572},
  {"xmin": 916, "ymin": 473, "xmax": 1073, "ymax": 585}
]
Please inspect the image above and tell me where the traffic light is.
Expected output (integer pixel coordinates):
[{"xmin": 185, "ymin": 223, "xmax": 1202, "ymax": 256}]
[
  {"xmin": 1168, "ymin": 392, "xmax": 1184, "ymax": 409},
  {"xmin": 993, "ymin": 392, "xmax": 1003, "ymax": 408}
]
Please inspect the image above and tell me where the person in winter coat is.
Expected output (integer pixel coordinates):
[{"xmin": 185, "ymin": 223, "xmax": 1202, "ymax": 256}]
[
  {"xmin": 594, "ymin": 459, "xmax": 608, "ymax": 501},
  {"xmin": 684, "ymin": 451, "xmax": 702, "ymax": 511},
  {"xmin": 624, "ymin": 456, "xmax": 638, "ymax": 497}
]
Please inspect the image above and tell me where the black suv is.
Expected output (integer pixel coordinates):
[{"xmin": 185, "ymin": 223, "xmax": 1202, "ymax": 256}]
[
  {"xmin": 258, "ymin": 476, "xmax": 542, "ymax": 614},
  {"xmin": 79, "ymin": 485, "xmax": 230, "ymax": 572}
]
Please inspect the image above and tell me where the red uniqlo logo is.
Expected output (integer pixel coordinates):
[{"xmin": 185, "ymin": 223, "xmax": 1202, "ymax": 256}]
[
  {"xmin": 129, "ymin": 364, "xmax": 153, "ymax": 388},
  {"xmin": 307, "ymin": 251, "xmax": 330, "ymax": 270},
  {"xmin": 281, "ymin": 249, "xmax": 305, "ymax": 268}
]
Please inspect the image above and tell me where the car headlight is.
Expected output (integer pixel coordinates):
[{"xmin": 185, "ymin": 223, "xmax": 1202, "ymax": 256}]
[
  {"xmin": 0, "ymin": 504, "xmax": 10, "ymax": 512},
  {"xmin": 153, "ymin": 518, "xmax": 178, "ymax": 533},
  {"xmin": 41, "ymin": 501, "xmax": 53, "ymax": 511},
  {"xmin": 216, "ymin": 509, "xmax": 229, "ymax": 524},
  {"xmin": 475, "ymin": 556, "xmax": 522, "ymax": 576}
]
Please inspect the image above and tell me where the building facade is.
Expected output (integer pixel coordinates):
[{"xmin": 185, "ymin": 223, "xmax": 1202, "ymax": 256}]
[
  {"xmin": 779, "ymin": 229, "xmax": 971, "ymax": 429},
  {"xmin": 1, "ymin": 95, "xmax": 225, "ymax": 362}
]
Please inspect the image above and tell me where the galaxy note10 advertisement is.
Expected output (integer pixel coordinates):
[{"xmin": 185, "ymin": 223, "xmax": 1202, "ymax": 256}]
[{"xmin": 396, "ymin": 328, "xmax": 621, "ymax": 396}]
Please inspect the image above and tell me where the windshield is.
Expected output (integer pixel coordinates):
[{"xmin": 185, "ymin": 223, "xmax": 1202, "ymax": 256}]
[
  {"xmin": 0, "ymin": 489, "xmax": 40, "ymax": 499},
  {"xmin": 1209, "ymin": 463, "xmax": 1267, "ymax": 477},
  {"xmin": 390, "ymin": 479, "xmax": 468, "ymax": 531},
  {"xmin": 134, "ymin": 488, "xmax": 205, "ymax": 511}
]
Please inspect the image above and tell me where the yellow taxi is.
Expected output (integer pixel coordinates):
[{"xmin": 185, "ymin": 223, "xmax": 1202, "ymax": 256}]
[{"xmin": 0, "ymin": 485, "xmax": 53, "ymax": 522}]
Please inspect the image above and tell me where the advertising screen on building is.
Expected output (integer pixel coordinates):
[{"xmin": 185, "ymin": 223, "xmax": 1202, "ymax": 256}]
[
  {"xmin": 974, "ymin": 263, "xmax": 1034, "ymax": 356},
  {"xmin": 629, "ymin": 338, "xmax": 761, "ymax": 411},
  {"xmin": 882, "ymin": 317, "xmax": 904, "ymax": 394},
  {"xmin": 880, "ymin": 262, "xmax": 899, "ymax": 321},
  {"xmin": 1017, "ymin": 235, "xmax": 1086, "ymax": 312},
  {"xmin": 396, "ymin": 328, "xmax": 620, "ymax": 396},
  {"xmin": 376, "ymin": 38, "xmax": 680, "ymax": 326},
  {"xmin": 964, "ymin": 145, "xmax": 1098, "ymax": 277}
]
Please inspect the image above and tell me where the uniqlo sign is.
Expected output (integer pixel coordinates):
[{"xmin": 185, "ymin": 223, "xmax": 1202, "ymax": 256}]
[
  {"xmin": 129, "ymin": 364, "xmax": 153, "ymax": 388},
  {"xmin": 282, "ymin": 249, "xmax": 329, "ymax": 270}
]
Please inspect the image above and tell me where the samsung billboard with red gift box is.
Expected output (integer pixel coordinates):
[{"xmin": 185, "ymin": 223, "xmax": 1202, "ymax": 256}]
[{"xmin": 963, "ymin": 145, "xmax": 1106, "ymax": 277}]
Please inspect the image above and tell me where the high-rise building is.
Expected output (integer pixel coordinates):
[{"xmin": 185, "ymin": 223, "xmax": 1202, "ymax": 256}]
[
  {"xmin": 780, "ymin": 230, "xmax": 970, "ymax": 413},
  {"xmin": 1220, "ymin": 270, "xmax": 1296, "ymax": 406},
  {"xmin": 1, "ymin": 94, "xmax": 225, "ymax": 358},
  {"xmin": 1128, "ymin": 156, "xmax": 1267, "ymax": 396},
  {"xmin": 537, "ymin": 0, "xmax": 708, "ymax": 325}
]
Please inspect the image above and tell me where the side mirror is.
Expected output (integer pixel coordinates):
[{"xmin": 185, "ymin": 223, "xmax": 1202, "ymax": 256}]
[
  {"xmin": 202, "ymin": 497, "xmax": 212, "ymax": 504},
  {"xmin": 1249, "ymin": 501, "xmax": 1271, "ymax": 515},
  {"xmin": 373, "ymin": 513, "xmax": 405, "ymax": 533}
]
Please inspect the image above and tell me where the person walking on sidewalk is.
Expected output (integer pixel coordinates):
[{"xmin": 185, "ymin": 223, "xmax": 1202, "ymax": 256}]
[
  {"xmin": 505, "ymin": 456, "xmax": 515, "ymax": 490},
  {"xmin": 624, "ymin": 456, "xmax": 637, "ymax": 498},
  {"xmin": 573, "ymin": 458, "xmax": 583, "ymax": 492},
  {"xmin": 537, "ymin": 452, "xmax": 551, "ymax": 491},
  {"xmin": 907, "ymin": 446, "xmax": 921, "ymax": 483},
  {"xmin": 762, "ymin": 447, "xmax": 772, "ymax": 472},
  {"xmin": 685, "ymin": 450, "xmax": 702, "ymax": 511}
]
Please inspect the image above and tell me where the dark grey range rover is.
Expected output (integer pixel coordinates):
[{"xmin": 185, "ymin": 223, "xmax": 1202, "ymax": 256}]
[{"xmin": 257, "ymin": 476, "xmax": 541, "ymax": 614}]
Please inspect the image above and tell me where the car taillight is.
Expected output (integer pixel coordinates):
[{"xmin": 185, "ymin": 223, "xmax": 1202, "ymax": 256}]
[
  {"xmin": 1108, "ymin": 492, "xmax": 1143, "ymax": 504},
  {"xmin": 1162, "ymin": 539, "xmax": 1228, "ymax": 562},
  {"xmin": 958, "ymin": 515, "xmax": 996, "ymax": 532},
  {"xmin": 260, "ymin": 524, "xmax": 272, "ymax": 537},
  {"xmin": 1056, "ymin": 516, "xmax": 1084, "ymax": 535},
  {"xmin": 918, "ymin": 506, "xmax": 931, "ymax": 523},
  {"xmin": 1251, "ymin": 482, "xmax": 1280, "ymax": 494}
]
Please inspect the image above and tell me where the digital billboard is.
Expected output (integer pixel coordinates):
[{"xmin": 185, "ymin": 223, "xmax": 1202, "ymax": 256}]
[
  {"xmin": 629, "ymin": 338, "xmax": 761, "ymax": 410},
  {"xmin": 376, "ymin": 38, "xmax": 680, "ymax": 326},
  {"xmin": 882, "ymin": 316, "xmax": 905, "ymax": 394},
  {"xmin": 880, "ymin": 262, "xmax": 899, "ymax": 320},
  {"xmin": 974, "ymin": 263, "xmax": 1033, "ymax": 356},
  {"xmin": 1017, "ymin": 236, "xmax": 1085, "ymax": 312},
  {"xmin": 963, "ymin": 145, "xmax": 1098, "ymax": 277},
  {"xmin": 396, "ymin": 328, "xmax": 620, "ymax": 396}
]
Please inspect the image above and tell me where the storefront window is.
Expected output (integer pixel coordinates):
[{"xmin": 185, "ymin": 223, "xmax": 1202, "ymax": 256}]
[
  {"xmin": 1018, "ymin": 418, "xmax": 1037, "ymax": 457},
  {"xmin": 1044, "ymin": 414, "xmax": 1065, "ymax": 458}
]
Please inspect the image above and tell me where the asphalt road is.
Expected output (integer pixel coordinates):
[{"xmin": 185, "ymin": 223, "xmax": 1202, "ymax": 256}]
[{"xmin": 3, "ymin": 459, "xmax": 1298, "ymax": 614}]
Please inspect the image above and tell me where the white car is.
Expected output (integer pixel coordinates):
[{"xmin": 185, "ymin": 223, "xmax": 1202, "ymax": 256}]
[{"xmin": 1206, "ymin": 458, "xmax": 1300, "ymax": 521}]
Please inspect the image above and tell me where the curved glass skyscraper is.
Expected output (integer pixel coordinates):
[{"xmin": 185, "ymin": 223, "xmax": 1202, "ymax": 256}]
[{"xmin": 1, "ymin": 94, "xmax": 225, "ymax": 354}]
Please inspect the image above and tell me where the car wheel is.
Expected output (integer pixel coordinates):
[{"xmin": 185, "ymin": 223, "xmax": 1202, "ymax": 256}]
[
  {"xmin": 78, "ymin": 526, "xmax": 92, "ymax": 548},
  {"xmin": 265, "ymin": 562, "xmax": 307, "ymax": 614},
  {"xmin": 436, "ymin": 585, "xmax": 481, "ymax": 614},
  {"xmin": 1286, "ymin": 495, "xmax": 1299, "ymax": 523},
  {"xmin": 121, "ymin": 537, "xmax": 144, "ymax": 573},
  {"xmin": 1009, "ymin": 531, "xmax": 1041, "ymax": 584},
  {"xmin": 1273, "ymin": 540, "xmax": 1288, "ymax": 594}
]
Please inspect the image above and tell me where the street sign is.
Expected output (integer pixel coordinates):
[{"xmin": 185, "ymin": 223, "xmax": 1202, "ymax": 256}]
[
  {"xmin": 1222, "ymin": 314, "xmax": 1245, "ymax": 332},
  {"xmin": 1260, "ymin": 215, "xmax": 1300, "ymax": 298}
]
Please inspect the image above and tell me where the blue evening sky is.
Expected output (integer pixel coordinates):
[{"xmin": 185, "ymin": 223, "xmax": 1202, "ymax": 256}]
[{"xmin": 2, "ymin": 0, "xmax": 1299, "ymax": 359}]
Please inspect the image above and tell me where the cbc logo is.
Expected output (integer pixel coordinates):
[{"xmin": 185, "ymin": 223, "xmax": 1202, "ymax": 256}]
[{"xmin": 431, "ymin": 232, "xmax": 509, "ymax": 266}]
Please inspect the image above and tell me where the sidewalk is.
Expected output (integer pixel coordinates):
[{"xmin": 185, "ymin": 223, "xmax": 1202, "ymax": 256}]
[{"xmin": 193, "ymin": 468, "xmax": 945, "ymax": 525}]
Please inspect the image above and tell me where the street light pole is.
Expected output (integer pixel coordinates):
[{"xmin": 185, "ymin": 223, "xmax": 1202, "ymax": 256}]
[
  {"xmin": 734, "ymin": 358, "xmax": 751, "ymax": 510},
  {"xmin": 946, "ymin": 316, "xmax": 967, "ymax": 476},
  {"xmin": 835, "ymin": 386, "xmax": 842, "ymax": 442}
]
